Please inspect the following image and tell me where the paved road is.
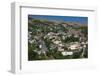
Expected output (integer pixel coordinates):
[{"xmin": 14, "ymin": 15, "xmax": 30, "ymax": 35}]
[{"xmin": 38, "ymin": 39, "xmax": 49, "ymax": 53}]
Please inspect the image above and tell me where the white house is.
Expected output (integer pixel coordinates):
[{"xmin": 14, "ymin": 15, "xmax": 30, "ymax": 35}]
[
  {"xmin": 58, "ymin": 47, "xmax": 64, "ymax": 52},
  {"xmin": 61, "ymin": 51, "xmax": 73, "ymax": 56},
  {"xmin": 53, "ymin": 40, "xmax": 61, "ymax": 45},
  {"xmin": 29, "ymin": 39, "xmax": 35, "ymax": 44},
  {"xmin": 68, "ymin": 43, "xmax": 80, "ymax": 50},
  {"xmin": 39, "ymin": 44, "xmax": 42, "ymax": 49}
]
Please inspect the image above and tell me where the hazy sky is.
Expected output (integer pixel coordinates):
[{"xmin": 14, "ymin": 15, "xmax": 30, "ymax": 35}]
[{"xmin": 29, "ymin": 15, "xmax": 88, "ymax": 24}]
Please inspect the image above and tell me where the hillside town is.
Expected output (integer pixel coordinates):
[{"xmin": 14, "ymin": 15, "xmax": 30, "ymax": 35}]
[{"xmin": 28, "ymin": 17, "xmax": 88, "ymax": 60}]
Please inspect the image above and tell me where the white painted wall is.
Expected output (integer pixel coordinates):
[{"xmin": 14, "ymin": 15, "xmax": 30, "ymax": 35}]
[{"xmin": 0, "ymin": 0, "xmax": 100, "ymax": 76}]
